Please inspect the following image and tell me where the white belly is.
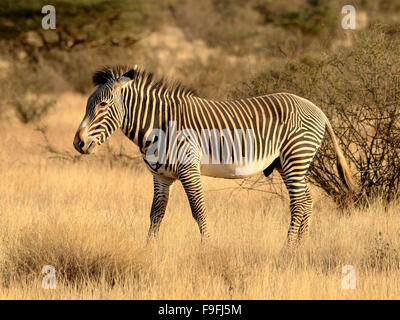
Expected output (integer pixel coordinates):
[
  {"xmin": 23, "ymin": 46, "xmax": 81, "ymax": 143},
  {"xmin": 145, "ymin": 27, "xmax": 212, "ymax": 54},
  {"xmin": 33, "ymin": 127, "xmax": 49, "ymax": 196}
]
[{"xmin": 200, "ymin": 153, "xmax": 278, "ymax": 179}]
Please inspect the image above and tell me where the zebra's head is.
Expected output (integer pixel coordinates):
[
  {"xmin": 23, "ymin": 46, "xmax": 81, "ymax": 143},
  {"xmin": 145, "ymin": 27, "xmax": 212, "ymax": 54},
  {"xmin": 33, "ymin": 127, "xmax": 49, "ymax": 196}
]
[{"xmin": 73, "ymin": 66, "xmax": 135, "ymax": 154}]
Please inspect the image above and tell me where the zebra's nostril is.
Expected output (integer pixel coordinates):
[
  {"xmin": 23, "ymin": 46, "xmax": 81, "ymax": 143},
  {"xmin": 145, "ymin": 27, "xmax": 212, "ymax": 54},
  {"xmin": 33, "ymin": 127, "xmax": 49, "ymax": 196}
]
[{"xmin": 79, "ymin": 140, "xmax": 85, "ymax": 149}]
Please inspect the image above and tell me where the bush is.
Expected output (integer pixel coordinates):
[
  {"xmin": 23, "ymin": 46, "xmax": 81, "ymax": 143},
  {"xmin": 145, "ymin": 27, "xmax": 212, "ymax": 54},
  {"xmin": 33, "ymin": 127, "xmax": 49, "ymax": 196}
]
[
  {"xmin": 0, "ymin": 61, "xmax": 61, "ymax": 123},
  {"xmin": 254, "ymin": 0, "xmax": 339, "ymax": 37},
  {"xmin": 237, "ymin": 24, "xmax": 400, "ymax": 205}
]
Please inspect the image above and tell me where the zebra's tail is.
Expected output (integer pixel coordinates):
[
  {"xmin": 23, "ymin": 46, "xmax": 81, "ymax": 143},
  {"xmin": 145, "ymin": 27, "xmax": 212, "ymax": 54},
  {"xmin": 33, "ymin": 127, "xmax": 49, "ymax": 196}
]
[{"xmin": 325, "ymin": 121, "xmax": 355, "ymax": 192}]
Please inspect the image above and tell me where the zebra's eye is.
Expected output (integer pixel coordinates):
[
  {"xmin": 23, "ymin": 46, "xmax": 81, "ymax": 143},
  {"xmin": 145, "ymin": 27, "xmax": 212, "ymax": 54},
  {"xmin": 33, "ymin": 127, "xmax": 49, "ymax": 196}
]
[{"xmin": 99, "ymin": 102, "xmax": 107, "ymax": 107}]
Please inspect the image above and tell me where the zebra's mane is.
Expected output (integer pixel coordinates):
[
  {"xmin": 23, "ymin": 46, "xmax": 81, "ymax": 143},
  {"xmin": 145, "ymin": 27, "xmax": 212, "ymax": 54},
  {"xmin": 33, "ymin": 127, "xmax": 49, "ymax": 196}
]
[{"xmin": 92, "ymin": 65, "xmax": 196, "ymax": 97}]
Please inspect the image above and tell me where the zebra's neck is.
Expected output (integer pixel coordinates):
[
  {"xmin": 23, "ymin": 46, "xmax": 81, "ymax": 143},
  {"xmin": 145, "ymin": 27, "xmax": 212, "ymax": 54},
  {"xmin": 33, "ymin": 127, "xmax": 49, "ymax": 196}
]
[{"xmin": 120, "ymin": 81, "xmax": 196, "ymax": 151}]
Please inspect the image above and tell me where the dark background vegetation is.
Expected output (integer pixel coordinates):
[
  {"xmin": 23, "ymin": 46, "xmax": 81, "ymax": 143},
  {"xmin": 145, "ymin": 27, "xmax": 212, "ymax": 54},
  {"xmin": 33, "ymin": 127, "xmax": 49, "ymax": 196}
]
[{"xmin": 0, "ymin": 0, "xmax": 399, "ymax": 205}]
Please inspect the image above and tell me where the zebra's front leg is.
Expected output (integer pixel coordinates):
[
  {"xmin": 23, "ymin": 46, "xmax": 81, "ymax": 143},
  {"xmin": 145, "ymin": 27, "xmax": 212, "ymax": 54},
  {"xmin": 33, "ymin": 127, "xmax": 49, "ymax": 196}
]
[
  {"xmin": 147, "ymin": 175, "xmax": 175, "ymax": 242},
  {"xmin": 178, "ymin": 167, "xmax": 210, "ymax": 239}
]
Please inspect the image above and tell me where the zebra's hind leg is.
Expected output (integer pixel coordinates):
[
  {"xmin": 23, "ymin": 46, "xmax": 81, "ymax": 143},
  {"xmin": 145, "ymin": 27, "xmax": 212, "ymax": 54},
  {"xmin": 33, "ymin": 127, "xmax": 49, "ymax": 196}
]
[
  {"xmin": 277, "ymin": 166, "xmax": 313, "ymax": 247},
  {"xmin": 147, "ymin": 175, "xmax": 175, "ymax": 242},
  {"xmin": 178, "ymin": 166, "xmax": 210, "ymax": 239},
  {"xmin": 297, "ymin": 184, "xmax": 313, "ymax": 244}
]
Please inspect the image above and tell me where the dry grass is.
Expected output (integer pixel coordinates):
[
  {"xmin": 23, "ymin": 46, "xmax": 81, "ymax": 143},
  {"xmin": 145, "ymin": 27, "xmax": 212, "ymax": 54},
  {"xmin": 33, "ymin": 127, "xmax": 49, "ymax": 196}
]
[{"xmin": 0, "ymin": 93, "xmax": 399, "ymax": 299}]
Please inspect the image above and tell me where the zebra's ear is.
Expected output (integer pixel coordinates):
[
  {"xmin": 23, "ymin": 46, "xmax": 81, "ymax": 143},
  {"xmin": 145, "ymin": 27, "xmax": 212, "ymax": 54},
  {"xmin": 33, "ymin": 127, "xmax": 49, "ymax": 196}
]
[
  {"xmin": 112, "ymin": 71, "xmax": 134, "ymax": 93},
  {"xmin": 115, "ymin": 69, "xmax": 135, "ymax": 85},
  {"xmin": 122, "ymin": 69, "xmax": 135, "ymax": 80}
]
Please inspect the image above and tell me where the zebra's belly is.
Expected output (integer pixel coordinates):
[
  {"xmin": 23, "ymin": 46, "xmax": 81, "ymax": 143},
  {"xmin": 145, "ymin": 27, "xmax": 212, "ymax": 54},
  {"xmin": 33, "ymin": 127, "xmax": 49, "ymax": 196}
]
[{"xmin": 200, "ymin": 154, "xmax": 278, "ymax": 179}]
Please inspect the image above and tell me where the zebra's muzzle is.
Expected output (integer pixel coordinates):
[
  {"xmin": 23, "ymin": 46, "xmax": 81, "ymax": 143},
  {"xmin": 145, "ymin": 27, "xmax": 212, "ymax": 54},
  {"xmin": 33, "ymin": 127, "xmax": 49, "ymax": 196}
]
[
  {"xmin": 73, "ymin": 123, "xmax": 98, "ymax": 154},
  {"xmin": 73, "ymin": 125, "xmax": 98, "ymax": 154},
  {"xmin": 73, "ymin": 135, "xmax": 97, "ymax": 154},
  {"xmin": 73, "ymin": 132, "xmax": 86, "ymax": 154}
]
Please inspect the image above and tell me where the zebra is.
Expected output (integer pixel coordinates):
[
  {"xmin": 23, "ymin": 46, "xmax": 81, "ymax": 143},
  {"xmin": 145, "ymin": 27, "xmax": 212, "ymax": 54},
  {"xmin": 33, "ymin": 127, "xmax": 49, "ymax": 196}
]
[{"xmin": 73, "ymin": 65, "xmax": 354, "ymax": 247}]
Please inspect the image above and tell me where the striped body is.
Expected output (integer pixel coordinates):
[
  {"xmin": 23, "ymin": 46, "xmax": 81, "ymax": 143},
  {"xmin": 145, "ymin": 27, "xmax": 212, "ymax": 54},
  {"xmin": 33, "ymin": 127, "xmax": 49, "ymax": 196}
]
[
  {"xmin": 73, "ymin": 66, "xmax": 354, "ymax": 247},
  {"xmin": 140, "ymin": 94, "xmax": 326, "ymax": 181}
]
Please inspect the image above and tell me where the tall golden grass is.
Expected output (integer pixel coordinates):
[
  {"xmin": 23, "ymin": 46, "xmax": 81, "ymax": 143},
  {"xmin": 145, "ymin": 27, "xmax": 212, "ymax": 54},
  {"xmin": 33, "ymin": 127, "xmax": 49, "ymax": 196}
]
[{"xmin": 0, "ymin": 93, "xmax": 399, "ymax": 299}]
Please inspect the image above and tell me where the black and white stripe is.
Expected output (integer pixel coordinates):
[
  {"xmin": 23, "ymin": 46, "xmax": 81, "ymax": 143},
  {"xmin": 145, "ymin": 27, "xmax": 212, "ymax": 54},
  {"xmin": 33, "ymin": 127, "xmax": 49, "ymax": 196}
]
[{"xmin": 74, "ymin": 65, "xmax": 354, "ymax": 247}]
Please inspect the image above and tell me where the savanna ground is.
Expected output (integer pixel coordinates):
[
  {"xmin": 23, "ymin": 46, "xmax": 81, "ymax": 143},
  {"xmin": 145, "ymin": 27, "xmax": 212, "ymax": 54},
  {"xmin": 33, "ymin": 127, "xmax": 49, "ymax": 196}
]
[
  {"xmin": 1, "ymin": 0, "xmax": 400, "ymax": 299},
  {"xmin": 0, "ymin": 93, "xmax": 399, "ymax": 299}
]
